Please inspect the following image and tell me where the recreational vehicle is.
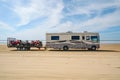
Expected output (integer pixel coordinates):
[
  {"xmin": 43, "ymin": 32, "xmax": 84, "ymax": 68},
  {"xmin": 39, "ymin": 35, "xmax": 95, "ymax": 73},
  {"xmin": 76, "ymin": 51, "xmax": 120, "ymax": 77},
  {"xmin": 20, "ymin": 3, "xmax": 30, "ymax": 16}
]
[{"xmin": 46, "ymin": 31, "xmax": 100, "ymax": 51}]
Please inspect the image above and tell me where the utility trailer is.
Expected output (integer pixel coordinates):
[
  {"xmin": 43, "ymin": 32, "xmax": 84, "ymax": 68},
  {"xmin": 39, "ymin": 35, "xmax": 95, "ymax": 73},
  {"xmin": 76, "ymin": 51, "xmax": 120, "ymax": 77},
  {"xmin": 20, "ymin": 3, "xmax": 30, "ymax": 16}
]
[
  {"xmin": 7, "ymin": 38, "xmax": 42, "ymax": 51},
  {"xmin": 46, "ymin": 31, "xmax": 100, "ymax": 51}
]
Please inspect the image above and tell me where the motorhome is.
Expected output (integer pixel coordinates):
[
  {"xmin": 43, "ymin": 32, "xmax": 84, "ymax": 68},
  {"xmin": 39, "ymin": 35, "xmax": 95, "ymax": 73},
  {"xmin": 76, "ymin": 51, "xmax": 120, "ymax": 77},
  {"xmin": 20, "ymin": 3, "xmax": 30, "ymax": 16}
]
[{"xmin": 46, "ymin": 31, "xmax": 100, "ymax": 51}]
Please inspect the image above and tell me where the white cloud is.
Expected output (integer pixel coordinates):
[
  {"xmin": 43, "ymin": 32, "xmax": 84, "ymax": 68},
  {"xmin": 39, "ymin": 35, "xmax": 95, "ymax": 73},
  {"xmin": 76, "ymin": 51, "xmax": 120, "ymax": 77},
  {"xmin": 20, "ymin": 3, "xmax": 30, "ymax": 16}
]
[
  {"xmin": 9, "ymin": 0, "xmax": 64, "ymax": 40},
  {"xmin": 79, "ymin": 9, "xmax": 120, "ymax": 31},
  {"xmin": 58, "ymin": 0, "xmax": 120, "ymax": 32},
  {"xmin": 12, "ymin": 0, "xmax": 120, "ymax": 40},
  {"xmin": 1, "ymin": 0, "xmax": 120, "ymax": 40},
  {"xmin": 55, "ymin": 9, "xmax": 120, "ymax": 33},
  {"xmin": 0, "ymin": 21, "xmax": 15, "ymax": 31},
  {"xmin": 64, "ymin": 0, "xmax": 120, "ymax": 16},
  {"xmin": 13, "ymin": 0, "xmax": 64, "ymax": 26}
]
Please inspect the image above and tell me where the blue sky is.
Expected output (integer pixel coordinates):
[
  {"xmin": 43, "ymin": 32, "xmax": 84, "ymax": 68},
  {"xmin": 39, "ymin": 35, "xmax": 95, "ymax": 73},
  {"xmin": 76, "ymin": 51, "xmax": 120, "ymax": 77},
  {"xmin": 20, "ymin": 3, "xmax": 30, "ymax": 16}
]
[{"xmin": 0, "ymin": 0, "xmax": 120, "ymax": 42}]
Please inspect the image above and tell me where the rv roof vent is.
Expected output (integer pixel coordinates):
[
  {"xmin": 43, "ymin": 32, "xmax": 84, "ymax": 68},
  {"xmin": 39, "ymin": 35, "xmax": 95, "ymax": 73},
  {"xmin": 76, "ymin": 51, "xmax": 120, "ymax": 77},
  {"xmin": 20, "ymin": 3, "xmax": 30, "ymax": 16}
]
[
  {"xmin": 84, "ymin": 31, "xmax": 88, "ymax": 33},
  {"xmin": 66, "ymin": 31, "xmax": 73, "ymax": 33}
]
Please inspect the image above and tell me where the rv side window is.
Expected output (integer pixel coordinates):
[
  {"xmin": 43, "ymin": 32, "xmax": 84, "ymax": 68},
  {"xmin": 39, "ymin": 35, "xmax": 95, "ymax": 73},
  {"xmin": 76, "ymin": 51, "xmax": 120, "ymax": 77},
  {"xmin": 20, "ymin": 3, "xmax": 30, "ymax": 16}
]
[
  {"xmin": 91, "ymin": 36, "xmax": 98, "ymax": 42},
  {"xmin": 86, "ymin": 36, "xmax": 90, "ymax": 40},
  {"xmin": 71, "ymin": 36, "xmax": 80, "ymax": 40},
  {"xmin": 51, "ymin": 36, "xmax": 59, "ymax": 40}
]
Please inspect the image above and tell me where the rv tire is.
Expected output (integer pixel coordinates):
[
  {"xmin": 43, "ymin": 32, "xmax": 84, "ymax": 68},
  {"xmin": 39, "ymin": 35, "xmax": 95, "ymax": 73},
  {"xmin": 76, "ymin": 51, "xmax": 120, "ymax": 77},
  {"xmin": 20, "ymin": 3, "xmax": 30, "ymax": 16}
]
[
  {"xmin": 91, "ymin": 46, "xmax": 96, "ymax": 51},
  {"xmin": 63, "ymin": 46, "xmax": 69, "ymax": 51}
]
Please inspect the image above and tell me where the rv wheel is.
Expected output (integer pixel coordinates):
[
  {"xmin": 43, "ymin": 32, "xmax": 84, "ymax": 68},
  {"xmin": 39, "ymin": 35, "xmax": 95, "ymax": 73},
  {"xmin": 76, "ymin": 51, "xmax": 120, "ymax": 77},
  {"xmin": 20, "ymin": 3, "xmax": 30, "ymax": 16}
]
[
  {"xmin": 63, "ymin": 46, "xmax": 69, "ymax": 51},
  {"xmin": 91, "ymin": 46, "xmax": 96, "ymax": 51}
]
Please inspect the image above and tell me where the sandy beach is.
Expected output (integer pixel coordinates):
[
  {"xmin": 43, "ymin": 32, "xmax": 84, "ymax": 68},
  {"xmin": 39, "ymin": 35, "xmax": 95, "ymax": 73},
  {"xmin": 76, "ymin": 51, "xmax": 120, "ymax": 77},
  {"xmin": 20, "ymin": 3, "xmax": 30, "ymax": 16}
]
[{"xmin": 0, "ymin": 44, "xmax": 120, "ymax": 80}]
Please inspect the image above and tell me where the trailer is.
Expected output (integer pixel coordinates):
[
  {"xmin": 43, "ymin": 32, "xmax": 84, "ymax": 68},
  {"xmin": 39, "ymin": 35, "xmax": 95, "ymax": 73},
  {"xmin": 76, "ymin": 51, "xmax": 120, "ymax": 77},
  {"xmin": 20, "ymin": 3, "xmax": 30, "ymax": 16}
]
[
  {"xmin": 46, "ymin": 31, "xmax": 100, "ymax": 51},
  {"xmin": 7, "ymin": 38, "xmax": 42, "ymax": 51}
]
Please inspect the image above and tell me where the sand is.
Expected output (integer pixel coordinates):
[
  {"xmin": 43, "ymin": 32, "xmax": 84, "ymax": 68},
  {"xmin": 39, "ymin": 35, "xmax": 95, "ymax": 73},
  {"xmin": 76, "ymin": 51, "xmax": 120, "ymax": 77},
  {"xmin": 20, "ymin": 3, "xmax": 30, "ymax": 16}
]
[{"xmin": 0, "ymin": 44, "xmax": 120, "ymax": 80}]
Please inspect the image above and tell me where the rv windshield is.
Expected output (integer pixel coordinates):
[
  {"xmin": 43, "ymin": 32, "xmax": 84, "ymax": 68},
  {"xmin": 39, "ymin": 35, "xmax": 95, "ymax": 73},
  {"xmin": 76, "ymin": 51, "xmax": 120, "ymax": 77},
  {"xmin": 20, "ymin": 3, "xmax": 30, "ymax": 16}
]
[{"xmin": 91, "ymin": 36, "xmax": 99, "ymax": 42}]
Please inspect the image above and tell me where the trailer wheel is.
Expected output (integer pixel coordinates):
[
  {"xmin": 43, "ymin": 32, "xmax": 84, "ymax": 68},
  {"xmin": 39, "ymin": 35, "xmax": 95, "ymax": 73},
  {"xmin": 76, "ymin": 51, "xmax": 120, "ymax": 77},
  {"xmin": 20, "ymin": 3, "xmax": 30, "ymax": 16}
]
[
  {"xmin": 63, "ymin": 46, "xmax": 69, "ymax": 51},
  {"xmin": 20, "ymin": 47, "xmax": 23, "ymax": 51},
  {"xmin": 27, "ymin": 47, "xmax": 30, "ymax": 50},
  {"xmin": 17, "ymin": 47, "xmax": 20, "ymax": 51},
  {"xmin": 91, "ymin": 46, "xmax": 96, "ymax": 51},
  {"xmin": 25, "ymin": 47, "xmax": 30, "ymax": 51}
]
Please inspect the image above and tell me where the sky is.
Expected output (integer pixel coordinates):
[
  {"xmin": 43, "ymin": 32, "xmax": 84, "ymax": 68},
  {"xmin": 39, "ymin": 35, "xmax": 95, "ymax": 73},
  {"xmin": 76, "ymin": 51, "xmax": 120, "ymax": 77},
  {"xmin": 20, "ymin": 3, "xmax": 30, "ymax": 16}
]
[{"xmin": 0, "ymin": 0, "xmax": 120, "ymax": 42}]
